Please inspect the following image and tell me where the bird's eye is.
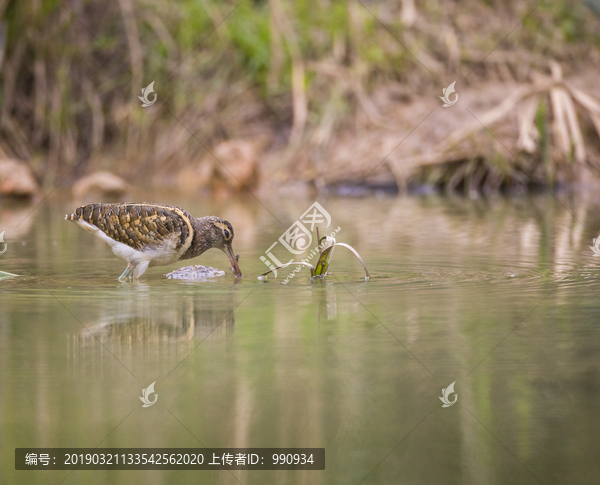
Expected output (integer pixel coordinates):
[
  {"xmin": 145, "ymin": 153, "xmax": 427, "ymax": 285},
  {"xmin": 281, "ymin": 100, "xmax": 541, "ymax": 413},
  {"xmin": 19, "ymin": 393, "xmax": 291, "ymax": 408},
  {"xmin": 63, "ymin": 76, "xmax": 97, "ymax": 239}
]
[{"xmin": 224, "ymin": 230, "xmax": 230, "ymax": 238}]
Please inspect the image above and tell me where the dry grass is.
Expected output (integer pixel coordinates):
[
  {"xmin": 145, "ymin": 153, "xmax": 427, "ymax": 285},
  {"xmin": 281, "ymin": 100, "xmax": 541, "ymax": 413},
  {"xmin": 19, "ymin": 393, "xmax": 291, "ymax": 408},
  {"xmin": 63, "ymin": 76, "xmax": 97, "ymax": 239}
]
[{"xmin": 0, "ymin": 0, "xmax": 599, "ymax": 194}]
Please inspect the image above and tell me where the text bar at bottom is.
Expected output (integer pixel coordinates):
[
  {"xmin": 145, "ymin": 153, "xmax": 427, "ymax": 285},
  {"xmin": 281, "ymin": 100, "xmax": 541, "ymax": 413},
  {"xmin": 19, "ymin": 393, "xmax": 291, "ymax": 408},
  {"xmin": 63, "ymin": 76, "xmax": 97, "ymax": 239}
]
[{"xmin": 15, "ymin": 448, "xmax": 325, "ymax": 470}]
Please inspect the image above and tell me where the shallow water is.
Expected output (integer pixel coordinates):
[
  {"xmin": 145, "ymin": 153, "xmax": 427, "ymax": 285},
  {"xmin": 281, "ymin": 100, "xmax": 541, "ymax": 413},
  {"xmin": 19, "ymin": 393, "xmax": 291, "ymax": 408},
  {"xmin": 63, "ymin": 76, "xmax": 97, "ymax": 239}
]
[{"xmin": 1, "ymin": 194, "xmax": 600, "ymax": 484}]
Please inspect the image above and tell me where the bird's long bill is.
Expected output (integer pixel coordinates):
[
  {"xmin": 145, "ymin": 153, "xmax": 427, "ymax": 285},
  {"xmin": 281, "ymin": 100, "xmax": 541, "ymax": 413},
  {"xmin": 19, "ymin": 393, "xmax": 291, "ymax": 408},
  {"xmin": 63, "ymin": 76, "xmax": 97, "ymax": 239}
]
[{"xmin": 225, "ymin": 245, "xmax": 243, "ymax": 277}]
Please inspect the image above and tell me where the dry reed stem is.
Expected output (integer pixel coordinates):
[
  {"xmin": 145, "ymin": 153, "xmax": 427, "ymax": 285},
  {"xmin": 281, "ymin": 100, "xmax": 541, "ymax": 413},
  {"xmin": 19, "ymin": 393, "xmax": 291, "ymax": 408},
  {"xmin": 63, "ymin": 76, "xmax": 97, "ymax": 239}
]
[
  {"xmin": 551, "ymin": 86, "xmax": 571, "ymax": 156},
  {"xmin": 118, "ymin": 0, "xmax": 143, "ymax": 93},
  {"xmin": 568, "ymin": 85, "xmax": 600, "ymax": 138},
  {"xmin": 385, "ymin": 63, "xmax": 600, "ymax": 189},
  {"xmin": 142, "ymin": 11, "xmax": 178, "ymax": 64},
  {"xmin": 517, "ymin": 94, "xmax": 539, "ymax": 153},
  {"xmin": 562, "ymin": 88, "xmax": 586, "ymax": 163},
  {"xmin": 401, "ymin": 0, "xmax": 417, "ymax": 27},
  {"xmin": 269, "ymin": 0, "xmax": 307, "ymax": 146},
  {"xmin": 82, "ymin": 78, "xmax": 105, "ymax": 148}
]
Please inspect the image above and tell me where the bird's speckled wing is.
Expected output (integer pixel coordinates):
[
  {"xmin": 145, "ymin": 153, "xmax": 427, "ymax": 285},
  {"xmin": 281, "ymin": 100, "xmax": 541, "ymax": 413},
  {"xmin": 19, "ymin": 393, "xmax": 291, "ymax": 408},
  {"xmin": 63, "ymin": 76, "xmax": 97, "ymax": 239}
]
[{"xmin": 65, "ymin": 203, "xmax": 194, "ymax": 252}]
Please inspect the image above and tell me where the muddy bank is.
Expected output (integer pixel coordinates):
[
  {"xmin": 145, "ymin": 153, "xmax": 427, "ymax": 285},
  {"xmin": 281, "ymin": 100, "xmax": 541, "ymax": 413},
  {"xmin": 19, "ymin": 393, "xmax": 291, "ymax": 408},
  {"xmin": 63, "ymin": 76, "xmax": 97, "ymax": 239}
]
[
  {"xmin": 169, "ymin": 67, "xmax": 600, "ymax": 198},
  {"xmin": 2, "ymin": 0, "xmax": 600, "ymax": 198},
  {"xmin": 262, "ymin": 67, "xmax": 600, "ymax": 197}
]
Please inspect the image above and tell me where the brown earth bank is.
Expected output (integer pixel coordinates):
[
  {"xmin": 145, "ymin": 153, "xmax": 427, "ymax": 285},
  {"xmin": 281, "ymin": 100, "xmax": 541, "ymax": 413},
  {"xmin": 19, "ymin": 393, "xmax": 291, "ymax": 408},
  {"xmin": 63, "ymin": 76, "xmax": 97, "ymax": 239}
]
[
  {"xmin": 98, "ymin": 66, "xmax": 600, "ymax": 199},
  {"xmin": 256, "ymin": 65, "xmax": 600, "ymax": 198},
  {"xmin": 1, "ymin": 0, "xmax": 600, "ymax": 199}
]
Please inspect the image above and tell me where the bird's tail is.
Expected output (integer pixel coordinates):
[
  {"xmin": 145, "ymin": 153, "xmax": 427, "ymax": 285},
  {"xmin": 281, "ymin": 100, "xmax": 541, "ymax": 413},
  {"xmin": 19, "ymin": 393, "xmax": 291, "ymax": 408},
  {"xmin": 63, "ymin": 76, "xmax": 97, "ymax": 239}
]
[{"xmin": 65, "ymin": 206, "xmax": 87, "ymax": 221}]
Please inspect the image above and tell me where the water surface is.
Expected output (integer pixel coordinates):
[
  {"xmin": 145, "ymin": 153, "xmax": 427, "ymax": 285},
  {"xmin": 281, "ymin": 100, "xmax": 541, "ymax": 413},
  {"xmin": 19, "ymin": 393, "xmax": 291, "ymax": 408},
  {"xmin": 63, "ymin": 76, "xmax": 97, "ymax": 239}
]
[{"xmin": 1, "ymin": 194, "xmax": 600, "ymax": 484}]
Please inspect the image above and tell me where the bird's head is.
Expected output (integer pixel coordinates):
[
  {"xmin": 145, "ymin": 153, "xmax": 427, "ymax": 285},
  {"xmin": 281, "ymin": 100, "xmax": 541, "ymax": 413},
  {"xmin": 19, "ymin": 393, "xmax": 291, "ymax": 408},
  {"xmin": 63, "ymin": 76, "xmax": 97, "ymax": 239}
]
[{"xmin": 204, "ymin": 217, "xmax": 242, "ymax": 277}]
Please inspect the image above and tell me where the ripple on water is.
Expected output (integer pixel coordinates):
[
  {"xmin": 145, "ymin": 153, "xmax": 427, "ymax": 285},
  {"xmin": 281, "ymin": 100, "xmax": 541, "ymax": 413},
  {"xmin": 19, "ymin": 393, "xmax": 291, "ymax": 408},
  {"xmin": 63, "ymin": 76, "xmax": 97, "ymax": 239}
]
[{"xmin": 344, "ymin": 259, "xmax": 586, "ymax": 292}]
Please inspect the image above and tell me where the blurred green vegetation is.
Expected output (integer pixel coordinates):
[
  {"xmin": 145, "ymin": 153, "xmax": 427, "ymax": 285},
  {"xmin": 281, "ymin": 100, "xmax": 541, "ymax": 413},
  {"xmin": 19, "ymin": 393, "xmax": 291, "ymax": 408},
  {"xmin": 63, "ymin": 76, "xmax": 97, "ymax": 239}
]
[{"xmin": 0, "ymin": 0, "xmax": 598, "ymax": 187}]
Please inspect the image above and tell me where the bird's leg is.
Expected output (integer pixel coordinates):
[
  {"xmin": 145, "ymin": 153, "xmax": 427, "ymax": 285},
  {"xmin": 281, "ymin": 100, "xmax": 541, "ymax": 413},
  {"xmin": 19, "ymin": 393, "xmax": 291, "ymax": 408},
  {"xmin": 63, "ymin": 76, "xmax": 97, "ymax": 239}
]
[
  {"xmin": 119, "ymin": 263, "xmax": 135, "ymax": 282},
  {"xmin": 132, "ymin": 261, "xmax": 149, "ymax": 280}
]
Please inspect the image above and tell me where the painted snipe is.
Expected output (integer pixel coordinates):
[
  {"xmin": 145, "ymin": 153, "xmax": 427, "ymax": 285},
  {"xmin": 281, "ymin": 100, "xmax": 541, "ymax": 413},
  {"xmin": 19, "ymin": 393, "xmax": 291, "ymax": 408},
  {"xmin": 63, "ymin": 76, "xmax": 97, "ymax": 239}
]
[{"xmin": 65, "ymin": 203, "xmax": 242, "ymax": 280}]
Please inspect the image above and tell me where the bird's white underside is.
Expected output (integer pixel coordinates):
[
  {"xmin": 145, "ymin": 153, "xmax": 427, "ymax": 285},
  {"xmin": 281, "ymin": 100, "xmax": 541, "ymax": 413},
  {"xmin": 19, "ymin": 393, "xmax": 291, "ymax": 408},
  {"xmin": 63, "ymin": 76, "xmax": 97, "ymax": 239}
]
[{"xmin": 76, "ymin": 220, "xmax": 182, "ymax": 278}]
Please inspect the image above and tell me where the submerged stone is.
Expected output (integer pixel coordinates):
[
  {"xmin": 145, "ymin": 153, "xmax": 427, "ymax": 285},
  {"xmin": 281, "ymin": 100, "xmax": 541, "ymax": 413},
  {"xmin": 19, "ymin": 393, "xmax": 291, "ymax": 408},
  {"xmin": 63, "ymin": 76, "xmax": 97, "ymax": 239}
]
[{"xmin": 166, "ymin": 265, "xmax": 225, "ymax": 280}]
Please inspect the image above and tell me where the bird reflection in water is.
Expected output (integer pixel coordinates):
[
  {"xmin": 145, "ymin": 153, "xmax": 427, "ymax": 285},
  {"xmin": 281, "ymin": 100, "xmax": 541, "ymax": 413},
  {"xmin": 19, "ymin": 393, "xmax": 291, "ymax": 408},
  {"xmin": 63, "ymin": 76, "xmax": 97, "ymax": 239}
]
[{"xmin": 69, "ymin": 288, "xmax": 237, "ymax": 372}]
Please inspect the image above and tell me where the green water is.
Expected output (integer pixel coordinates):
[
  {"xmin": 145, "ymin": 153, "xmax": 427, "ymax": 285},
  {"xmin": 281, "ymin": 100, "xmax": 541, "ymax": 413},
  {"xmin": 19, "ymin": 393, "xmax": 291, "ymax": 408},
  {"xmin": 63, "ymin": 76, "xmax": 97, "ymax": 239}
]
[{"xmin": 1, "ymin": 194, "xmax": 600, "ymax": 484}]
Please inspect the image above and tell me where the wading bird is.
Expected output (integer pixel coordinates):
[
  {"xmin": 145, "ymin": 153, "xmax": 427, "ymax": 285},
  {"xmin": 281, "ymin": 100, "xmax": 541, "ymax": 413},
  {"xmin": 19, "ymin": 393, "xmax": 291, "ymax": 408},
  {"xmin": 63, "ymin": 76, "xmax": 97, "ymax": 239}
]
[{"xmin": 65, "ymin": 203, "xmax": 242, "ymax": 281}]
